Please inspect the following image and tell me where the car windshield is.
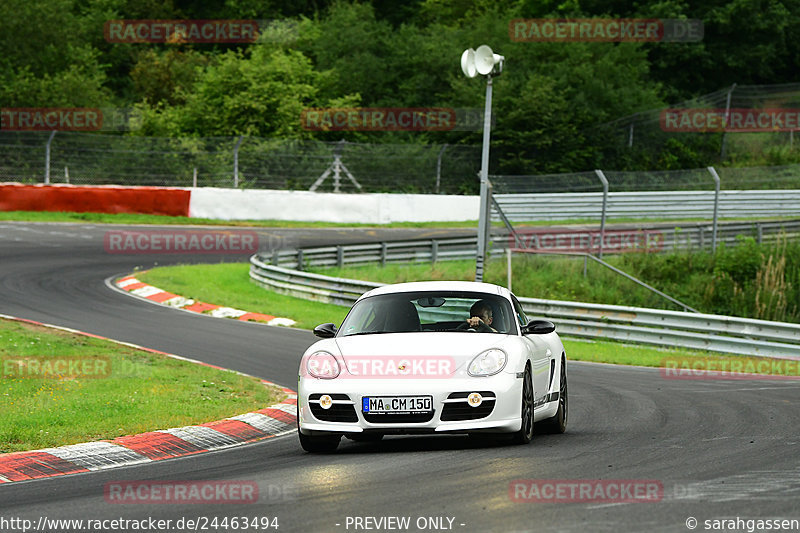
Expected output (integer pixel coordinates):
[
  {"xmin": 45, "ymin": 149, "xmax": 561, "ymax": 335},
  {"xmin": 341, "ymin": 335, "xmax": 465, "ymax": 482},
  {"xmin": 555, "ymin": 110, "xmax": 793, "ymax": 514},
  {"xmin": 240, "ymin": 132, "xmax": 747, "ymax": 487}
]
[{"xmin": 338, "ymin": 291, "xmax": 515, "ymax": 336}]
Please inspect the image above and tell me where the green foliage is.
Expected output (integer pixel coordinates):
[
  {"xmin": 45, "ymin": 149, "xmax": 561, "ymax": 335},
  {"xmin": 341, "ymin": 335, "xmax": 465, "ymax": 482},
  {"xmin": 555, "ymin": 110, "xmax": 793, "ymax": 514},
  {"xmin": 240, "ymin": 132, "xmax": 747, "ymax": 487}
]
[{"xmin": 2, "ymin": 0, "xmax": 799, "ymax": 173}]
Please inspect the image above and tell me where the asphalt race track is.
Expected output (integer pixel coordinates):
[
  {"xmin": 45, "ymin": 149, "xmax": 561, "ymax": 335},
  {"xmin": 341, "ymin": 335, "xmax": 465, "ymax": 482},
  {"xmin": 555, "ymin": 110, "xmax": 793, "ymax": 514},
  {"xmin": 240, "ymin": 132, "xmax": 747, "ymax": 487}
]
[{"xmin": 1, "ymin": 221, "xmax": 799, "ymax": 533}]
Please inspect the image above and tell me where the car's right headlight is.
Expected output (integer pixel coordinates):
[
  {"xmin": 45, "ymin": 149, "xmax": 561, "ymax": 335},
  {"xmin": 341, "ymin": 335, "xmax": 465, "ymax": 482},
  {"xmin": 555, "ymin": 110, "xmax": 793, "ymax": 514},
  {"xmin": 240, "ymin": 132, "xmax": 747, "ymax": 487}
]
[
  {"xmin": 305, "ymin": 351, "xmax": 340, "ymax": 379},
  {"xmin": 468, "ymin": 348, "xmax": 507, "ymax": 377}
]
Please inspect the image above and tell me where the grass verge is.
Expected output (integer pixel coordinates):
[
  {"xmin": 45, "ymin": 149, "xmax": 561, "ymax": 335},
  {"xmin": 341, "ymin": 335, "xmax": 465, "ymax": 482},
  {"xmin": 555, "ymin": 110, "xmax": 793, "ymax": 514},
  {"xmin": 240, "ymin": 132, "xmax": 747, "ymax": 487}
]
[
  {"xmin": 135, "ymin": 263, "xmax": 349, "ymax": 330},
  {"xmin": 134, "ymin": 263, "xmax": 800, "ymax": 380},
  {"xmin": 0, "ymin": 318, "xmax": 283, "ymax": 454},
  {"xmin": 0, "ymin": 210, "xmax": 474, "ymax": 228}
]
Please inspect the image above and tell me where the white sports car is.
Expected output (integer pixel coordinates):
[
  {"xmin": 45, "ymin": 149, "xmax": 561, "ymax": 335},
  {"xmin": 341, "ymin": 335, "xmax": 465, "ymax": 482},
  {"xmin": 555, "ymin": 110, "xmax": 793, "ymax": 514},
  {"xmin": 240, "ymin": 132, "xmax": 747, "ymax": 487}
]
[{"xmin": 297, "ymin": 281, "xmax": 567, "ymax": 452}]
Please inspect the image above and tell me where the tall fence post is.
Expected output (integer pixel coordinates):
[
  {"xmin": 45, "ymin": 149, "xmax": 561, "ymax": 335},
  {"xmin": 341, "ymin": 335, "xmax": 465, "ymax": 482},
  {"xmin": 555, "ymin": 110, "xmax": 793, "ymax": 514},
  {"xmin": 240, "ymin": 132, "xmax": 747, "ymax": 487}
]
[
  {"xmin": 45, "ymin": 131, "xmax": 57, "ymax": 184},
  {"xmin": 594, "ymin": 169, "xmax": 609, "ymax": 259},
  {"xmin": 720, "ymin": 83, "xmax": 736, "ymax": 158},
  {"xmin": 233, "ymin": 135, "xmax": 244, "ymax": 188},
  {"xmin": 707, "ymin": 166, "xmax": 721, "ymax": 253},
  {"xmin": 435, "ymin": 144, "xmax": 447, "ymax": 194}
]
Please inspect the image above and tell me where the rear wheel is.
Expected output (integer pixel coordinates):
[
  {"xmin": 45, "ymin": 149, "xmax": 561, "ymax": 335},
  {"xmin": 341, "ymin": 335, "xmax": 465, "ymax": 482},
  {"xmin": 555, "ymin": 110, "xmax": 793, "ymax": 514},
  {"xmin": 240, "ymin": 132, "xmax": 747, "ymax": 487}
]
[
  {"xmin": 512, "ymin": 365, "xmax": 534, "ymax": 444},
  {"xmin": 542, "ymin": 357, "xmax": 568, "ymax": 434}
]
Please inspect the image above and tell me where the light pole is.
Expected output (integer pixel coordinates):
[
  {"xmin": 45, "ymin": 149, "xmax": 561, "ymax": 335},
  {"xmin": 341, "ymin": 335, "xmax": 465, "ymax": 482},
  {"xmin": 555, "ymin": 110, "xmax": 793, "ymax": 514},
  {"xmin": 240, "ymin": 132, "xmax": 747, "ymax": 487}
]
[{"xmin": 461, "ymin": 45, "xmax": 504, "ymax": 282}]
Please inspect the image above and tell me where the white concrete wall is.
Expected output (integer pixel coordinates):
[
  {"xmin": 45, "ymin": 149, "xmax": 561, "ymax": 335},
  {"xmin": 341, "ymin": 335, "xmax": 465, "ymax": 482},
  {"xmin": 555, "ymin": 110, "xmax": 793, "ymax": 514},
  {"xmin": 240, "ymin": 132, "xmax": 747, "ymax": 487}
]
[{"xmin": 189, "ymin": 188, "xmax": 479, "ymax": 223}]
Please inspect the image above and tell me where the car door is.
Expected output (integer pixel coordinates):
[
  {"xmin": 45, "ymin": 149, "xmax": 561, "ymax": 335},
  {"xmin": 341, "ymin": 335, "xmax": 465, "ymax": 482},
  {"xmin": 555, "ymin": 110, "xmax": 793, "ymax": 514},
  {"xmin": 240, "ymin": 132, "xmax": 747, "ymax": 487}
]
[{"xmin": 512, "ymin": 295, "xmax": 551, "ymax": 406}]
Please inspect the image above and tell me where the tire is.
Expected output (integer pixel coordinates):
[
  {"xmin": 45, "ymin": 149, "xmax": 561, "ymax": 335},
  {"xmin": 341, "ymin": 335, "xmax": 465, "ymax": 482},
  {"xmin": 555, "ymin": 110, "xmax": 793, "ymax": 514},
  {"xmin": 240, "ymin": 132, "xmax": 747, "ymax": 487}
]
[
  {"xmin": 296, "ymin": 404, "xmax": 341, "ymax": 453},
  {"xmin": 541, "ymin": 357, "xmax": 568, "ymax": 434},
  {"xmin": 512, "ymin": 365, "xmax": 534, "ymax": 444},
  {"xmin": 298, "ymin": 430, "xmax": 341, "ymax": 453}
]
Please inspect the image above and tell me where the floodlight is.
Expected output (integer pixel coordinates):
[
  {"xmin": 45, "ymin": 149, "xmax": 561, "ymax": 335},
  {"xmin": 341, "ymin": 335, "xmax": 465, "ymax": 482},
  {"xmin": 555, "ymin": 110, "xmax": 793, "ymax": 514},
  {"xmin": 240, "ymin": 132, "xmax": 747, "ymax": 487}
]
[
  {"xmin": 474, "ymin": 45, "xmax": 504, "ymax": 75},
  {"xmin": 461, "ymin": 48, "xmax": 477, "ymax": 78}
]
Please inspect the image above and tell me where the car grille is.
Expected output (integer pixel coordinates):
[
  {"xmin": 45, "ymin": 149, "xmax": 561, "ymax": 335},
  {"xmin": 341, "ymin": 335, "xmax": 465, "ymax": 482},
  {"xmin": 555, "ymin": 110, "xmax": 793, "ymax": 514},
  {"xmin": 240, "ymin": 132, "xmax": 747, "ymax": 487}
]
[
  {"xmin": 440, "ymin": 391, "xmax": 496, "ymax": 421},
  {"xmin": 308, "ymin": 393, "xmax": 358, "ymax": 423}
]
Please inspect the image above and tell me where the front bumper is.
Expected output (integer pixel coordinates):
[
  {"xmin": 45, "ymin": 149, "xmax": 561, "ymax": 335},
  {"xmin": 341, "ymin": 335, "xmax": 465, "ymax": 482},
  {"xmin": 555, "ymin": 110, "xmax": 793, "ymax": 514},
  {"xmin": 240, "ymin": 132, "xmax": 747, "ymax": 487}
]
[{"xmin": 298, "ymin": 372, "xmax": 523, "ymax": 435}]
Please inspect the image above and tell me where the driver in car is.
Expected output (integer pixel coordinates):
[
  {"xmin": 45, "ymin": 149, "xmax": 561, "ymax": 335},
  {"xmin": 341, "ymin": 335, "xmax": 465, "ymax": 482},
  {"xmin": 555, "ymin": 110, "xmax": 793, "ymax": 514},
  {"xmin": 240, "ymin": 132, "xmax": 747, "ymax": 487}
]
[{"xmin": 462, "ymin": 300, "xmax": 497, "ymax": 333}]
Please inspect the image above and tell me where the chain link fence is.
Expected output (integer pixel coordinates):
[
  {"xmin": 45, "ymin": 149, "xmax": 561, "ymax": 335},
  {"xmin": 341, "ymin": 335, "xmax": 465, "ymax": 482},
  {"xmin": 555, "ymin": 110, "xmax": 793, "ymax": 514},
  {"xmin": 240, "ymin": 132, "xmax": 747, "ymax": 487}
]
[
  {"xmin": 590, "ymin": 83, "xmax": 800, "ymax": 166},
  {"xmin": 0, "ymin": 132, "xmax": 481, "ymax": 194}
]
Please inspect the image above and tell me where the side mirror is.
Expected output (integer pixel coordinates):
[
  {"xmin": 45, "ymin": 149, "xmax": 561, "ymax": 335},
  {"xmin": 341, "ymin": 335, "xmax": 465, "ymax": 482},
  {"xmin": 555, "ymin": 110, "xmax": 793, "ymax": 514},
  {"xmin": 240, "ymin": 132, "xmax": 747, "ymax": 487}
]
[
  {"xmin": 522, "ymin": 319, "xmax": 556, "ymax": 335},
  {"xmin": 313, "ymin": 323, "xmax": 338, "ymax": 338}
]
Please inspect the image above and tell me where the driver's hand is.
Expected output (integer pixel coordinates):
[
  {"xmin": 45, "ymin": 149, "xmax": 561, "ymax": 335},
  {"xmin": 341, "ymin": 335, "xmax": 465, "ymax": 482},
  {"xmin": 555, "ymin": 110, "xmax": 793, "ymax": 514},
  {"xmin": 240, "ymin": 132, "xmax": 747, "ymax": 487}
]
[{"xmin": 466, "ymin": 316, "xmax": 484, "ymax": 328}]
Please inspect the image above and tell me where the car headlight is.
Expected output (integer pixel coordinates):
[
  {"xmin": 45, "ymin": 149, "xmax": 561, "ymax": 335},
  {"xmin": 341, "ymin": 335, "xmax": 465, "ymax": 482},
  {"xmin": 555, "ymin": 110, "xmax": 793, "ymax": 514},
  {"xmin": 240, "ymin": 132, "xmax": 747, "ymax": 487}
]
[
  {"xmin": 306, "ymin": 351, "xmax": 340, "ymax": 379},
  {"xmin": 468, "ymin": 349, "xmax": 507, "ymax": 376}
]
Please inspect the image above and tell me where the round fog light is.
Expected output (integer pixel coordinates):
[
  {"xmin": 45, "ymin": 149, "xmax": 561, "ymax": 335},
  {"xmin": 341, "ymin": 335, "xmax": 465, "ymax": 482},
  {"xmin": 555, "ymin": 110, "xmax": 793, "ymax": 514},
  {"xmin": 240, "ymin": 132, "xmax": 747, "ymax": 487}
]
[
  {"xmin": 319, "ymin": 394, "xmax": 333, "ymax": 410},
  {"xmin": 467, "ymin": 392, "xmax": 483, "ymax": 407}
]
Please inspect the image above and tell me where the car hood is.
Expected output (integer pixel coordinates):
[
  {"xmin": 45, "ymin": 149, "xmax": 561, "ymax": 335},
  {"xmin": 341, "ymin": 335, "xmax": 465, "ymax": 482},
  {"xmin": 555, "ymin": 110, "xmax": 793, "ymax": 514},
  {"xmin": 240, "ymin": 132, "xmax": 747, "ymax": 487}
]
[{"xmin": 331, "ymin": 332, "xmax": 512, "ymax": 377}]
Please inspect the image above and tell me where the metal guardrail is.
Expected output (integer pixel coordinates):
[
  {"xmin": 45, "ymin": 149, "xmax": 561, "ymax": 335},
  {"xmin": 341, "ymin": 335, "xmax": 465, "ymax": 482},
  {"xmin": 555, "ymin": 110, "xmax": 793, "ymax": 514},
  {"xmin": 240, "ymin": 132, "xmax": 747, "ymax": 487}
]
[
  {"xmin": 493, "ymin": 190, "xmax": 800, "ymax": 221},
  {"xmin": 259, "ymin": 220, "xmax": 800, "ymax": 271},
  {"xmin": 261, "ymin": 237, "xmax": 484, "ymax": 270},
  {"xmin": 249, "ymin": 255, "xmax": 800, "ymax": 360}
]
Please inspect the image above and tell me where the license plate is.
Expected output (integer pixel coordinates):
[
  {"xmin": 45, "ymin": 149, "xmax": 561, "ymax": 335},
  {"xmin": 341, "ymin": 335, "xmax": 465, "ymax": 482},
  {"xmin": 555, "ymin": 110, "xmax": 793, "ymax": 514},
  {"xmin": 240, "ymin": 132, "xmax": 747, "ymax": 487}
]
[{"xmin": 362, "ymin": 395, "xmax": 432, "ymax": 414}]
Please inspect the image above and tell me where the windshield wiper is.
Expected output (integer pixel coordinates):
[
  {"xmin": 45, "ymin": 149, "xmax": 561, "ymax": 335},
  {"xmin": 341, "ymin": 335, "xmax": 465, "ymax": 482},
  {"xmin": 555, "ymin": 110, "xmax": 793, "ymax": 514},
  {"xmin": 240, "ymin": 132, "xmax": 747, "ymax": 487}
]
[{"xmin": 341, "ymin": 330, "xmax": 396, "ymax": 337}]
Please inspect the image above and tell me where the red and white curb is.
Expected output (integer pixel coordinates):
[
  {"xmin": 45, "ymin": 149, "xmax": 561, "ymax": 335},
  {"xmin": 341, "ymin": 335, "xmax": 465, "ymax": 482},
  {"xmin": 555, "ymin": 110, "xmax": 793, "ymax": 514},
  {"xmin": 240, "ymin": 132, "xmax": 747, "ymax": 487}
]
[
  {"xmin": 0, "ymin": 314, "xmax": 297, "ymax": 484},
  {"xmin": 115, "ymin": 275, "xmax": 296, "ymax": 326}
]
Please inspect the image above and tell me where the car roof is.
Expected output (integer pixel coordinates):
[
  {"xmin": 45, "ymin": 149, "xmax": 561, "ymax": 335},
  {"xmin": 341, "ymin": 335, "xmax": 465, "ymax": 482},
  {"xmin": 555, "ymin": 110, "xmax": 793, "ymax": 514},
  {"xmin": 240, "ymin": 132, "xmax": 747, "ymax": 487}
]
[{"xmin": 358, "ymin": 280, "xmax": 511, "ymax": 301}]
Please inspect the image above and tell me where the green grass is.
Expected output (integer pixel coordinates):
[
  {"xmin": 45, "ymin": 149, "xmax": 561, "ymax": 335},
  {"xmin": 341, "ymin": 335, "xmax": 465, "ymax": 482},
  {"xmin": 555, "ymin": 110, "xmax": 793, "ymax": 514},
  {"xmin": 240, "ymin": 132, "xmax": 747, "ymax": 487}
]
[
  {"xmin": 1, "ymin": 209, "xmax": 792, "ymax": 229},
  {"xmin": 136, "ymin": 263, "xmax": 349, "ymax": 330},
  {"xmin": 0, "ymin": 318, "xmax": 284, "ymax": 453},
  {"xmin": 0, "ymin": 210, "xmax": 475, "ymax": 228},
  {"xmin": 133, "ymin": 262, "xmax": 800, "ymax": 380}
]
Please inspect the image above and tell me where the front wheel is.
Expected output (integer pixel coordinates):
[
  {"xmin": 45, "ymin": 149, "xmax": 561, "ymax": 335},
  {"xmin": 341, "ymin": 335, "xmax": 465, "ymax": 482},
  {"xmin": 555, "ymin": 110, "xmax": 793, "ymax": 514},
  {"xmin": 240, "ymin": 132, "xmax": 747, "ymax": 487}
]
[
  {"xmin": 298, "ymin": 430, "xmax": 341, "ymax": 453},
  {"xmin": 541, "ymin": 357, "xmax": 568, "ymax": 434},
  {"xmin": 512, "ymin": 366, "xmax": 534, "ymax": 444}
]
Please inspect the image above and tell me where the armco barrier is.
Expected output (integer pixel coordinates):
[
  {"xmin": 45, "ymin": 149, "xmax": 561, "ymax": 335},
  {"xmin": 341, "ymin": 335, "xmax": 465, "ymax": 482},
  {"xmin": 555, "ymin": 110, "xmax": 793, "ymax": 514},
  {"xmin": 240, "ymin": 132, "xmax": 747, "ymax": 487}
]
[
  {"xmin": 493, "ymin": 190, "xmax": 800, "ymax": 221},
  {"xmin": 255, "ymin": 220, "xmax": 800, "ymax": 271},
  {"xmin": 249, "ymin": 254, "xmax": 800, "ymax": 360}
]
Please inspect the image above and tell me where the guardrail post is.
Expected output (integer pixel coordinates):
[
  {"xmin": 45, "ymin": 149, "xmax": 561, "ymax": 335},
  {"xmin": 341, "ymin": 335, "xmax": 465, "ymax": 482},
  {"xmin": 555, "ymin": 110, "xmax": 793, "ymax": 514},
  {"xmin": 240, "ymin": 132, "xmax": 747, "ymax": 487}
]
[
  {"xmin": 272, "ymin": 250, "xmax": 279, "ymax": 266},
  {"xmin": 297, "ymin": 249, "xmax": 304, "ymax": 271},
  {"xmin": 699, "ymin": 227, "xmax": 704, "ymax": 250},
  {"xmin": 431, "ymin": 240, "xmax": 439, "ymax": 264},
  {"xmin": 381, "ymin": 242, "xmax": 387, "ymax": 267},
  {"xmin": 45, "ymin": 130, "xmax": 57, "ymax": 184},
  {"xmin": 756, "ymin": 223, "xmax": 763, "ymax": 245},
  {"xmin": 594, "ymin": 169, "xmax": 609, "ymax": 259},
  {"xmin": 707, "ymin": 166, "xmax": 721, "ymax": 253},
  {"xmin": 336, "ymin": 245, "xmax": 344, "ymax": 268}
]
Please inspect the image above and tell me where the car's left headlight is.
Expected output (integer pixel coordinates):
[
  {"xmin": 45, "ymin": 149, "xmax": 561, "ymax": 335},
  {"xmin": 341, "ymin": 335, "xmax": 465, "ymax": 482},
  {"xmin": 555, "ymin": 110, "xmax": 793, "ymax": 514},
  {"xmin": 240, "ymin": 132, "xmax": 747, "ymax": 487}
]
[{"xmin": 468, "ymin": 348, "xmax": 507, "ymax": 376}]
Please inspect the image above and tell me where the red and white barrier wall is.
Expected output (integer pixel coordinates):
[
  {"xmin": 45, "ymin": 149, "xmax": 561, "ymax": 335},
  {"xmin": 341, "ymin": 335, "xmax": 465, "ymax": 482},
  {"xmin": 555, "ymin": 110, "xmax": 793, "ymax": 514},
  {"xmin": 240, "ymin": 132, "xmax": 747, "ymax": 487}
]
[
  {"xmin": 0, "ymin": 183, "xmax": 191, "ymax": 217},
  {"xmin": 0, "ymin": 184, "xmax": 479, "ymax": 223}
]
